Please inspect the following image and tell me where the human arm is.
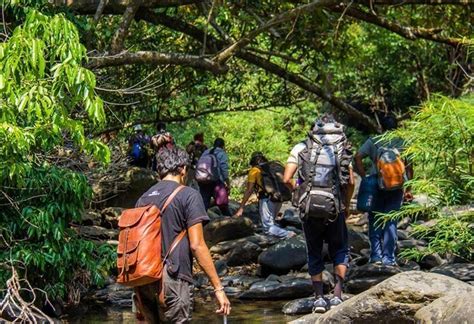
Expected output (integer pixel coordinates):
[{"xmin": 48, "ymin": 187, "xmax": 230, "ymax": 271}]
[
  {"xmin": 404, "ymin": 161, "xmax": 414, "ymax": 201},
  {"xmin": 354, "ymin": 153, "xmax": 366, "ymax": 178},
  {"xmin": 344, "ymin": 168, "xmax": 355, "ymax": 218},
  {"xmin": 235, "ymin": 181, "xmax": 256, "ymax": 217},
  {"xmin": 189, "ymin": 223, "xmax": 231, "ymax": 315},
  {"xmin": 283, "ymin": 163, "xmax": 298, "ymax": 190}
]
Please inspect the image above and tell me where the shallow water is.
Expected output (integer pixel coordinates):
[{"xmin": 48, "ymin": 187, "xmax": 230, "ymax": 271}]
[{"xmin": 66, "ymin": 299, "xmax": 299, "ymax": 323}]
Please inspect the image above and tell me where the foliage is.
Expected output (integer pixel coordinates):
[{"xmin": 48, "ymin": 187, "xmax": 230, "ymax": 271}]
[
  {"xmin": 0, "ymin": 9, "xmax": 114, "ymax": 301},
  {"xmin": 379, "ymin": 95, "xmax": 474, "ymax": 261}
]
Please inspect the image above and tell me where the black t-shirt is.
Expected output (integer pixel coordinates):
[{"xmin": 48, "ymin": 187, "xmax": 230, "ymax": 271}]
[{"xmin": 135, "ymin": 180, "xmax": 209, "ymax": 283}]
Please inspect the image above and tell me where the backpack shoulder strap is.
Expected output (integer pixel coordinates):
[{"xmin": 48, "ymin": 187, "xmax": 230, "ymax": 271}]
[
  {"xmin": 161, "ymin": 185, "xmax": 185, "ymax": 212},
  {"xmin": 161, "ymin": 185, "xmax": 187, "ymax": 262}
]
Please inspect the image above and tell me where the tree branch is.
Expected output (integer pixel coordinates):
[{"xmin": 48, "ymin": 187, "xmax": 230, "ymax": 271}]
[
  {"xmin": 55, "ymin": 0, "xmax": 204, "ymax": 14},
  {"xmin": 95, "ymin": 100, "xmax": 305, "ymax": 135},
  {"xmin": 110, "ymin": 0, "xmax": 142, "ymax": 54},
  {"xmin": 214, "ymin": 0, "xmax": 338, "ymax": 64},
  {"xmin": 88, "ymin": 51, "xmax": 228, "ymax": 74},
  {"xmin": 332, "ymin": 5, "xmax": 472, "ymax": 48},
  {"xmin": 354, "ymin": 0, "xmax": 471, "ymax": 5},
  {"xmin": 135, "ymin": 11, "xmax": 380, "ymax": 131}
]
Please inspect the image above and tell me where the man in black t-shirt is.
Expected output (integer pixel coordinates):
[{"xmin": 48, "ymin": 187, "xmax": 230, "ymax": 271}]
[{"xmin": 135, "ymin": 147, "xmax": 231, "ymax": 323}]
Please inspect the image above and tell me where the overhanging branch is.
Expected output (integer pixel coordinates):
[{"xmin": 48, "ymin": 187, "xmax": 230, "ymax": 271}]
[
  {"xmin": 214, "ymin": 0, "xmax": 338, "ymax": 64},
  {"xmin": 95, "ymin": 100, "xmax": 306, "ymax": 135},
  {"xmin": 135, "ymin": 11, "xmax": 380, "ymax": 131},
  {"xmin": 332, "ymin": 5, "xmax": 472, "ymax": 48},
  {"xmin": 88, "ymin": 51, "xmax": 228, "ymax": 74}
]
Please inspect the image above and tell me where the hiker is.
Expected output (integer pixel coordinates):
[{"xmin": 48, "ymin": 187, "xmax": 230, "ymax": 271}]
[
  {"xmin": 134, "ymin": 147, "xmax": 231, "ymax": 323},
  {"xmin": 354, "ymin": 115, "xmax": 413, "ymax": 266},
  {"xmin": 234, "ymin": 152, "xmax": 295, "ymax": 239},
  {"xmin": 151, "ymin": 122, "xmax": 175, "ymax": 172},
  {"xmin": 283, "ymin": 114, "xmax": 354, "ymax": 313},
  {"xmin": 196, "ymin": 138, "xmax": 231, "ymax": 216},
  {"xmin": 128, "ymin": 124, "xmax": 150, "ymax": 168},
  {"xmin": 186, "ymin": 133, "xmax": 208, "ymax": 188}
]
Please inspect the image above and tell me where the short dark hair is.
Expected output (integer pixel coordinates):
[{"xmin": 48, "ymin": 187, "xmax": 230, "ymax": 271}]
[
  {"xmin": 194, "ymin": 133, "xmax": 204, "ymax": 142},
  {"xmin": 156, "ymin": 122, "xmax": 167, "ymax": 133},
  {"xmin": 155, "ymin": 147, "xmax": 189, "ymax": 178},
  {"xmin": 249, "ymin": 152, "xmax": 267, "ymax": 166},
  {"xmin": 380, "ymin": 115, "xmax": 398, "ymax": 131},
  {"xmin": 214, "ymin": 137, "xmax": 225, "ymax": 148}
]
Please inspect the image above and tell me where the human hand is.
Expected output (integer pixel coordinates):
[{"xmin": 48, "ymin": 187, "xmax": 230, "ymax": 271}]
[
  {"xmin": 234, "ymin": 207, "xmax": 244, "ymax": 217},
  {"xmin": 215, "ymin": 290, "xmax": 231, "ymax": 315}
]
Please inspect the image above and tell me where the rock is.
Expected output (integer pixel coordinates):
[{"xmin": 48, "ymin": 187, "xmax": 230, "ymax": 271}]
[
  {"xmin": 75, "ymin": 225, "xmax": 118, "ymax": 240},
  {"xmin": 398, "ymin": 239, "xmax": 426, "ymax": 249},
  {"xmin": 93, "ymin": 283, "xmax": 133, "ymax": 308},
  {"xmin": 347, "ymin": 227, "xmax": 369, "ymax": 254},
  {"xmin": 278, "ymin": 208, "xmax": 302, "ymax": 230},
  {"xmin": 101, "ymin": 207, "xmax": 123, "ymax": 229},
  {"xmin": 225, "ymin": 241, "xmax": 261, "ymax": 266},
  {"xmin": 417, "ymin": 253, "xmax": 446, "ymax": 270},
  {"xmin": 193, "ymin": 273, "xmax": 209, "ymax": 288},
  {"xmin": 258, "ymin": 236, "xmax": 307, "ymax": 275},
  {"xmin": 210, "ymin": 234, "xmax": 279, "ymax": 255},
  {"xmin": 397, "ymin": 229, "xmax": 409, "ymax": 240},
  {"xmin": 223, "ymin": 286, "xmax": 244, "ymax": 298},
  {"xmin": 397, "ymin": 216, "xmax": 412, "ymax": 230},
  {"xmin": 414, "ymin": 292, "xmax": 474, "ymax": 323},
  {"xmin": 105, "ymin": 167, "xmax": 157, "ymax": 209},
  {"xmin": 299, "ymin": 271, "xmax": 474, "ymax": 323},
  {"xmin": 207, "ymin": 209, "xmax": 222, "ymax": 221},
  {"xmin": 239, "ymin": 277, "xmax": 313, "ymax": 299},
  {"xmin": 221, "ymin": 275, "xmax": 262, "ymax": 288},
  {"xmin": 214, "ymin": 260, "xmax": 228, "ymax": 276},
  {"xmin": 283, "ymin": 294, "xmax": 353, "ymax": 315},
  {"xmin": 204, "ymin": 217, "xmax": 255, "ymax": 245},
  {"xmin": 80, "ymin": 210, "xmax": 101, "ymax": 226},
  {"xmin": 431, "ymin": 263, "xmax": 474, "ymax": 282},
  {"xmin": 346, "ymin": 263, "xmax": 412, "ymax": 293},
  {"xmin": 289, "ymin": 312, "xmax": 323, "ymax": 324}
]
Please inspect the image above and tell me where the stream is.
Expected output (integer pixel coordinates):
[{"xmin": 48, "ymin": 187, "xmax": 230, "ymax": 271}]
[{"xmin": 65, "ymin": 298, "xmax": 300, "ymax": 323}]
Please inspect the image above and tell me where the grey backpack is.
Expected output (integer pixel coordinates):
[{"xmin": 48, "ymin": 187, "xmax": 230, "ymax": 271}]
[
  {"xmin": 195, "ymin": 148, "xmax": 220, "ymax": 183},
  {"xmin": 295, "ymin": 122, "xmax": 352, "ymax": 221}
]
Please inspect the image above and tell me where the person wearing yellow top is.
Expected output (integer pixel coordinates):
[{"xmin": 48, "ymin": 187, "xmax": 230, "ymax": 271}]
[{"xmin": 234, "ymin": 152, "xmax": 295, "ymax": 239}]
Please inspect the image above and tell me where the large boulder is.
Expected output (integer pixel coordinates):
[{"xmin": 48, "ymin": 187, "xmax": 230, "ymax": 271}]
[
  {"xmin": 225, "ymin": 241, "xmax": 262, "ymax": 266},
  {"xmin": 258, "ymin": 236, "xmax": 307, "ymax": 275},
  {"xmin": 414, "ymin": 292, "xmax": 474, "ymax": 323},
  {"xmin": 291, "ymin": 271, "xmax": 474, "ymax": 323},
  {"xmin": 203, "ymin": 217, "xmax": 254, "ymax": 245},
  {"xmin": 430, "ymin": 263, "xmax": 474, "ymax": 283},
  {"xmin": 239, "ymin": 276, "xmax": 313, "ymax": 300},
  {"xmin": 75, "ymin": 225, "xmax": 118, "ymax": 240},
  {"xmin": 345, "ymin": 262, "xmax": 419, "ymax": 293}
]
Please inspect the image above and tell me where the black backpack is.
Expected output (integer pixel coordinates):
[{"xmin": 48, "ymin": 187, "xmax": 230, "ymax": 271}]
[
  {"xmin": 295, "ymin": 122, "xmax": 352, "ymax": 221},
  {"xmin": 258, "ymin": 161, "xmax": 292, "ymax": 203}
]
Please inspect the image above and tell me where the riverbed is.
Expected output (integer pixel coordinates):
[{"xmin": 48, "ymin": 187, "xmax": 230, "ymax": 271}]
[{"xmin": 66, "ymin": 299, "xmax": 300, "ymax": 323}]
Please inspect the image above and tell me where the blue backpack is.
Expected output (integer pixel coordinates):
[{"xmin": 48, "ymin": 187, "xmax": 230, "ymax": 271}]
[{"xmin": 131, "ymin": 141, "xmax": 144, "ymax": 160}]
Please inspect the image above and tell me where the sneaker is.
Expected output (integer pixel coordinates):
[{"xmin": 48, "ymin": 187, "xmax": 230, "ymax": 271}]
[
  {"xmin": 329, "ymin": 296, "xmax": 343, "ymax": 309},
  {"xmin": 370, "ymin": 259, "xmax": 383, "ymax": 265},
  {"xmin": 312, "ymin": 297, "xmax": 328, "ymax": 313},
  {"xmin": 384, "ymin": 261, "xmax": 398, "ymax": 267}
]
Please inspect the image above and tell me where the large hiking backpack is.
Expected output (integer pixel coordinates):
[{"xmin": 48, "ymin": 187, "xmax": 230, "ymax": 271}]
[
  {"xmin": 117, "ymin": 186, "xmax": 186, "ymax": 287},
  {"xmin": 295, "ymin": 122, "xmax": 352, "ymax": 221},
  {"xmin": 259, "ymin": 161, "xmax": 292, "ymax": 202},
  {"xmin": 374, "ymin": 139, "xmax": 406, "ymax": 191},
  {"xmin": 195, "ymin": 149, "xmax": 220, "ymax": 183}
]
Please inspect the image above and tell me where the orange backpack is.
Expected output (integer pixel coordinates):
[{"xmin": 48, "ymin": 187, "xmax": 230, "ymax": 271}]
[
  {"xmin": 376, "ymin": 145, "xmax": 406, "ymax": 191},
  {"xmin": 117, "ymin": 186, "xmax": 186, "ymax": 287}
]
